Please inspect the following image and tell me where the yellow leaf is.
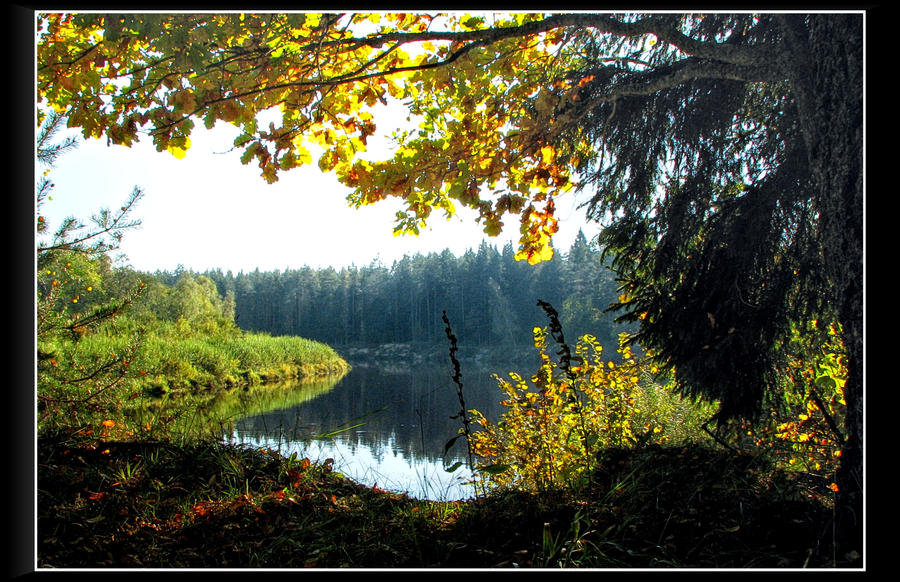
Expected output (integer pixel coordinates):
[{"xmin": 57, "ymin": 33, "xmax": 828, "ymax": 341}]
[
  {"xmin": 296, "ymin": 144, "xmax": 313, "ymax": 165},
  {"xmin": 540, "ymin": 145, "xmax": 555, "ymax": 164},
  {"xmin": 515, "ymin": 243, "xmax": 553, "ymax": 265},
  {"xmin": 167, "ymin": 137, "xmax": 191, "ymax": 159},
  {"xmin": 168, "ymin": 146, "xmax": 187, "ymax": 159}
]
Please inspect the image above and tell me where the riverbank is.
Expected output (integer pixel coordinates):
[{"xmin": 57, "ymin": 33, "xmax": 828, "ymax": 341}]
[
  {"xmin": 38, "ymin": 327, "xmax": 351, "ymax": 435},
  {"xmin": 140, "ymin": 332, "xmax": 352, "ymax": 394},
  {"xmin": 336, "ymin": 342, "xmax": 539, "ymax": 370},
  {"xmin": 36, "ymin": 431, "xmax": 850, "ymax": 569}
]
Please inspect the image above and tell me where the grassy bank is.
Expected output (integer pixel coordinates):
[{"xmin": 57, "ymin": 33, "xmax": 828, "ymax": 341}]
[
  {"xmin": 137, "ymin": 330, "xmax": 351, "ymax": 393},
  {"xmin": 38, "ymin": 324, "xmax": 350, "ymax": 438},
  {"xmin": 37, "ymin": 431, "xmax": 843, "ymax": 569}
]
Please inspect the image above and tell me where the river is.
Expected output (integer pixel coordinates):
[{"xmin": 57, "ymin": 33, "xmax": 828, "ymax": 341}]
[{"xmin": 224, "ymin": 361, "xmax": 522, "ymax": 501}]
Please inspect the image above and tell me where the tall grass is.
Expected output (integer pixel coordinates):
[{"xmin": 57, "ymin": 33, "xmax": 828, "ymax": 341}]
[
  {"xmin": 219, "ymin": 333, "xmax": 349, "ymax": 379},
  {"xmin": 38, "ymin": 318, "xmax": 350, "ymax": 439},
  {"xmin": 121, "ymin": 326, "xmax": 349, "ymax": 390}
]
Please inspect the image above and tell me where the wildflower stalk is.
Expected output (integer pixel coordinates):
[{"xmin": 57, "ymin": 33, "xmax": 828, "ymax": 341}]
[{"xmin": 441, "ymin": 310, "xmax": 480, "ymax": 497}]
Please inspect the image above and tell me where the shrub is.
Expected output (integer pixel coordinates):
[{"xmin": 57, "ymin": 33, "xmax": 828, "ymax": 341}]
[{"xmin": 470, "ymin": 329, "xmax": 652, "ymax": 494}]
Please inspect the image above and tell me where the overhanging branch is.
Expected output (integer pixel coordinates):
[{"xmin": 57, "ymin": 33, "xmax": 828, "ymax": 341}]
[{"xmin": 317, "ymin": 13, "xmax": 777, "ymax": 68}]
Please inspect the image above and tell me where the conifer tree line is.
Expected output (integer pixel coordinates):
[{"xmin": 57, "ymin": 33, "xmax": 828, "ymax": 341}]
[{"xmin": 157, "ymin": 232, "xmax": 625, "ymax": 349}]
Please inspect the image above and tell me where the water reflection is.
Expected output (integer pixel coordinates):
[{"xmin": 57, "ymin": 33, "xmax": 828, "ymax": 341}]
[
  {"xmin": 229, "ymin": 430, "xmax": 478, "ymax": 501},
  {"xmin": 226, "ymin": 364, "xmax": 509, "ymax": 501}
]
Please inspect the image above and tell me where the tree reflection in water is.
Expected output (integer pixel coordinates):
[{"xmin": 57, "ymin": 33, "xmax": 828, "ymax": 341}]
[{"xmin": 226, "ymin": 365, "xmax": 506, "ymax": 501}]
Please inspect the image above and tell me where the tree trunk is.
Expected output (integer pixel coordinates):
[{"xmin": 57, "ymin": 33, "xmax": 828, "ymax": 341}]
[{"xmin": 780, "ymin": 13, "xmax": 864, "ymax": 563}]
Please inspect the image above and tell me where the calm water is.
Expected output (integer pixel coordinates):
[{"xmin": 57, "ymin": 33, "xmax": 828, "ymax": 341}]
[{"xmin": 225, "ymin": 363, "xmax": 514, "ymax": 501}]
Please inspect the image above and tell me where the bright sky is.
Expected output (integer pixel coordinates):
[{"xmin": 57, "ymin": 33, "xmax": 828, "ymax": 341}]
[{"xmin": 39, "ymin": 103, "xmax": 602, "ymax": 274}]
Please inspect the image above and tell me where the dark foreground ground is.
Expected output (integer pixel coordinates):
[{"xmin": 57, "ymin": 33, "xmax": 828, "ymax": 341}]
[{"xmin": 37, "ymin": 432, "xmax": 859, "ymax": 569}]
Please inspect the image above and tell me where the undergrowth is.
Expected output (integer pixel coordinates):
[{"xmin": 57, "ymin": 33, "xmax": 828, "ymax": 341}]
[{"xmin": 37, "ymin": 430, "xmax": 843, "ymax": 568}]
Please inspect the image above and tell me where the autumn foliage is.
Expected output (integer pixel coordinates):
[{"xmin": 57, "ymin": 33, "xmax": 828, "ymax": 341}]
[
  {"xmin": 36, "ymin": 13, "xmax": 602, "ymax": 263},
  {"xmin": 465, "ymin": 300, "xmax": 848, "ymax": 496},
  {"xmin": 467, "ymin": 299, "xmax": 658, "ymax": 494}
]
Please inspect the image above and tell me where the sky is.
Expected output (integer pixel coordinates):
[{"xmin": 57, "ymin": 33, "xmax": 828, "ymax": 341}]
[{"xmin": 39, "ymin": 104, "xmax": 603, "ymax": 275}]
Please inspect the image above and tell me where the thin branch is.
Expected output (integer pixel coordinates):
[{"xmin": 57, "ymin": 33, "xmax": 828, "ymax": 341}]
[
  {"xmin": 144, "ymin": 34, "xmax": 491, "ymax": 136},
  {"xmin": 38, "ymin": 187, "xmax": 143, "ymax": 254},
  {"xmin": 37, "ymin": 41, "xmax": 102, "ymax": 71},
  {"xmin": 701, "ymin": 415, "xmax": 740, "ymax": 453},
  {"xmin": 314, "ymin": 13, "xmax": 776, "ymax": 67},
  {"xmin": 808, "ymin": 386, "xmax": 846, "ymax": 446}
]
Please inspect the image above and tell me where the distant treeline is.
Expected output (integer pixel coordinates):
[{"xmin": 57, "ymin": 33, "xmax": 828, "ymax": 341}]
[{"xmin": 153, "ymin": 231, "xmax": 630, "ymax": 349}]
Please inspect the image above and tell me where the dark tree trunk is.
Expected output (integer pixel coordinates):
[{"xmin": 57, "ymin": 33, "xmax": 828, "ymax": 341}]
[{"xmin": 780, "ymin": 13, "xmax": 863, "ymax": 563}]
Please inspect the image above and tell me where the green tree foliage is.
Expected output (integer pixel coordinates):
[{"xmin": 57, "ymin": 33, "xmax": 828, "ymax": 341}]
[
  {"xmin": 194, "ymin": 236, "xmax": 625, "ymax": 350},
  {"xmin": 36, "ymin": 113, "xmax": 147, "ymax": 428},
  {"xmin": 165, "ymin": 273, "xmax": 240, "ymax": 336}
]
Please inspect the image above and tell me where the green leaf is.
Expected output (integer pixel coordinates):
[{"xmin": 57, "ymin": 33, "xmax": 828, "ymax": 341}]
[
  {"xmin": 483, "ymin": 219, "xmax": 502, "ymax": 237},
  {"xmin": 815, "ymin": 375, "xmax": 837, "ymax": 390},
  {"xmin": 234, "ymin": 133, "xmax": 254, "ymax": 148},
  {"xmin": 443, "ymin": 434, "xmax": 463, "ymax": 456}
]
